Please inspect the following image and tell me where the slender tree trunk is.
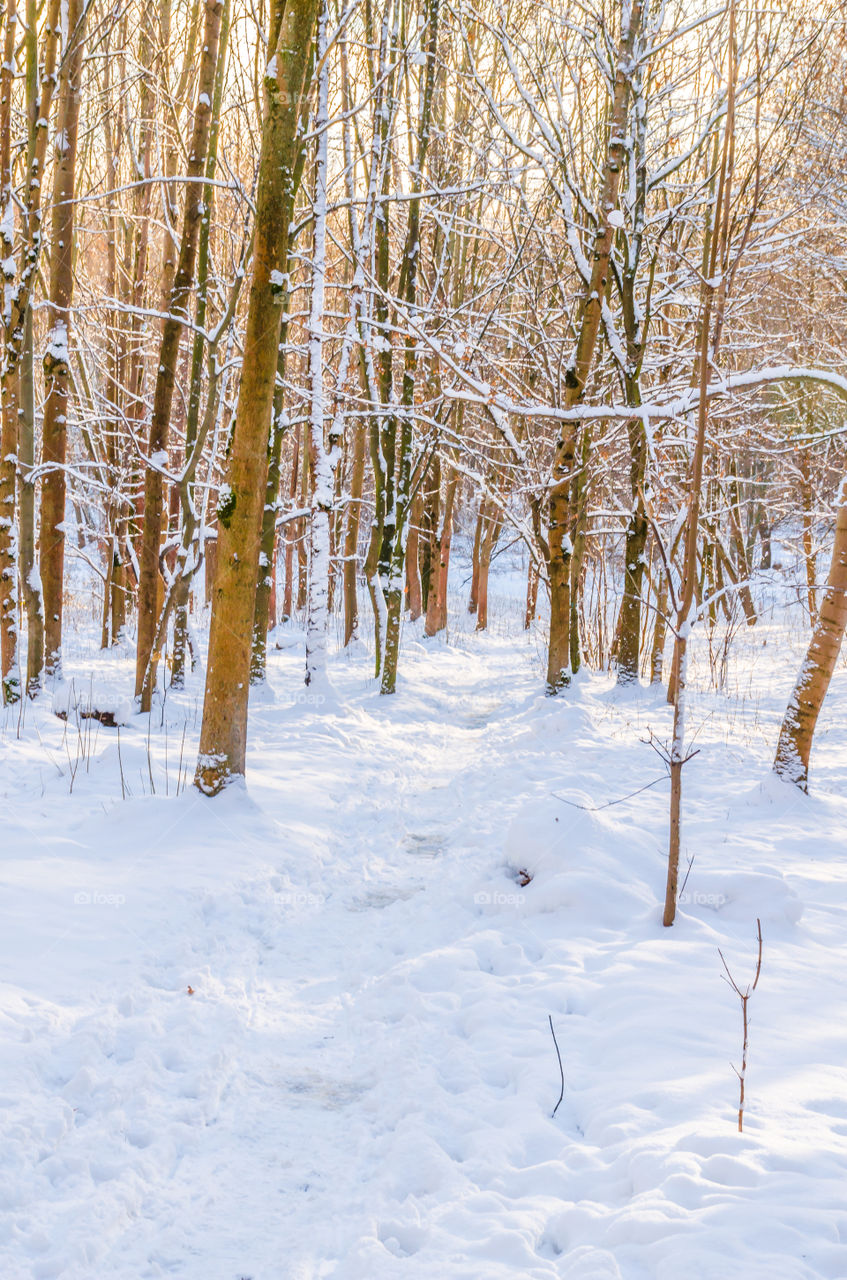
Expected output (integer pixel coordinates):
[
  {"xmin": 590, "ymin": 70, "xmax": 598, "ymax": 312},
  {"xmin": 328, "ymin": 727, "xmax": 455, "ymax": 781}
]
[
  {"xmin": 420, "ymin": 449, "xmax": 439, "ymax": 613},
  {"xmin": 469, "ymin": 499, "xmax": 484, "ymax": 614},
  {"xmin": 617, "ymin": 416, "xmax": 649, "ymax": 683},
  {"xmin": 546, "ymin": 1, "xmax": 642, "ymax": 692},
  {"xmin": 379, "ymin": 0, "xmax": 440, "ymax": 695},
  {"xmin": 17, "ymin": 0, "xmax": 41, "ymax": 688},
  {"xmin": 283, "ymin": 427, "xmax": 300, "ymax": 621},
  {"xmin": 297, "ymin": 444, "xmax": 309, "ymax": 611},
  {"xmin": 19, "ymin": 310, "xmax": 43, "ymax": 694},
  {"xmin": 424, "ymin": 464, "xmax": 457, "ymax": 637},
  {"xmin": 171, "ymin": 0, "xmax": 232, "ymax": 688},
  {"xmin": 664, "ymin": 0, "xmax": 737, "ymax": 926},
  {"xmin": 476, "ymin": 501, "xmax": 501, "ymax": 632},
  {"xmin": 39, "ymin": 0, "xmax": 88, "ymax": 682},
  {"xmin": 727, "ymin": 460, "xmax": 757, "ymax": 625},
  {"xmin": 0, "ymin": 0, "xmax": 17, "ymax": 701},
  {"xmin": 650, "ymin": 571, "xmax": 668, "ymax": 685},
  {"xmin": 406, "ymin": 491, "xmax": 423, "ymax": 620},
  {"xmin": 525, "ymin": 558, "xmax": 539, "ymax": 629},
  {"xmin": 801, "ymin": 454, "xmax": 816, "ymax": 622},
  {"xmin": 100, "ymin": 19, "xmax": 126, "ymax": 650},
  {"xmin": 342, "ymin": 420, "xmax": 366, "ymax": 642},
  {"xmin": 362, "ymin": 1, "xmax": 395, "ymax": 680},
  {"xmin": 0, "ymin": 0, "xmax": 61, "ymax": 704},
  {"xmin": 119, "ymin": 10, "xmax": 159, "ymax": 628},
  {"xmin": 136, "ymin": 0, "xmax": 223, "ymax": 711},
  {"xmin": 250, "ymin": 361, "xmax": 287, "ymax": 683},
  {"xmin": 304, "ymin": 2, "xmax": 333, "ymax": 690}
]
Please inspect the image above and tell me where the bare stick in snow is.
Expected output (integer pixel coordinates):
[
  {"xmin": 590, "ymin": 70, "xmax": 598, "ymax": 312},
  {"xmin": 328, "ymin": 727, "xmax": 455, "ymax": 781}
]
[
  {"xmin": 549, "ymin": 1015, "xmax": 564, "ymax": 1118},
  {"xmin": 719, "ymin": 918, "xmax": 763, "ymax": 1133}
]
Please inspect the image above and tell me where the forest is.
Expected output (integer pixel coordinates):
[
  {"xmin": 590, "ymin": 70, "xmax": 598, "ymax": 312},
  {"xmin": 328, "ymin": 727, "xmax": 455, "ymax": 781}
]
[{"xmin": 1, "ymin": 0, "xmax": 847, "ymax": 1275}]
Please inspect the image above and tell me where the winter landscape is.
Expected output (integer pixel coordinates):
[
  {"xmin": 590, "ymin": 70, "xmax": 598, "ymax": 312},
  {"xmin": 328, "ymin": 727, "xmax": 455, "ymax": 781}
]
[{"xmin": 2, "ymin": 0, "xmax": 847, "ymax": 1276}]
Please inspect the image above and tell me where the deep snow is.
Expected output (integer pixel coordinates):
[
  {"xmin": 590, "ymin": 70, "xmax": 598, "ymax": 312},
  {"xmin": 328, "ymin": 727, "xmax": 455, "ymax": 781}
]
[{"xmin": 2, "ymin": 566, "xmax": 847, "ymax": 1279}]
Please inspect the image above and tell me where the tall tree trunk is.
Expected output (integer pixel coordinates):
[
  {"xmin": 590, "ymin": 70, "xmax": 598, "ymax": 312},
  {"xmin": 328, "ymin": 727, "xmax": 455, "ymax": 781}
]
[
  {"xmin": 664, "ymin": 0, "xmax": 737, "ymax": 927},
  {"xmin": 171, "ymin": 0, "xmax": 232, "ymax": 688},
  {"xmin": 196, "ymin": 0, "xmax": 319, "ymax": 793},
  {"xmin": 39, "ymin": 0, "xmax": 88, "ymax": 682},
  {"xmin": 19, "ymin": 310, "xmax": 43, "ymax": 694},
  {"xmin": 0, "ymin": 0, "xmax": 17, "ymax": 701},
  {"xmin": 379, "ymin": 0, "xmax": 440, "ymax": 695},
  {"xmin": 118, "ymin": 9, "xmax": 159, "ymax": 632},
  {"xmin": 0, "ymin": 0, "xmax": 61, "ymax": 704},
  {"xmin": 100, "ymin": 15, "xmax": 127, "ymax": 650},
  {"xmin": 304, "ymin": 1, "xmax": 333, "ymax": 690},
  {"xmin": 136, "ymin": 0, "xmax": 223, "ymax": 711},
  {"xmin": 546, "ymin": 1, "xmax": 643, "ymax": 692},
  {"xmin": 17, "ymin": 1, "xmax": 41, "ymax": 694}
]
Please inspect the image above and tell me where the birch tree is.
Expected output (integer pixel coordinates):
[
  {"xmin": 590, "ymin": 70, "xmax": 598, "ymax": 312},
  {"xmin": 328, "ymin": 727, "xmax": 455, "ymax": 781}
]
[{"xmin": 774, "ymin": 482, "xmax": 847, "ymax": 789}]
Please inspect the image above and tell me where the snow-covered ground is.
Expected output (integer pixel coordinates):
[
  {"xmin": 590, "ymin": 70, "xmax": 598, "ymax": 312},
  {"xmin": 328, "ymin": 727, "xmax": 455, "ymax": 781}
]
[{"xmin": 2, "ymin": 564, "xmax": 847, "ymax": 1279}]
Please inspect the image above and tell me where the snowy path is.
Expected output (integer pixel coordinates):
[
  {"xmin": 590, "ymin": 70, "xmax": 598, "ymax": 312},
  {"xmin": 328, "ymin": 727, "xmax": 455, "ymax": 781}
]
[{"xmin": 2, "ymin": 624, "xmax": 847, "ymax": 1278}]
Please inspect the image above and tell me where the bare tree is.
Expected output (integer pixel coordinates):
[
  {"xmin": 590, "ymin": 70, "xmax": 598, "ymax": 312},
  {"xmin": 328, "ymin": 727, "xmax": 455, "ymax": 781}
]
[{"xmin": 195, "ymin": 0, "xmax": 320, "ymax": 793}]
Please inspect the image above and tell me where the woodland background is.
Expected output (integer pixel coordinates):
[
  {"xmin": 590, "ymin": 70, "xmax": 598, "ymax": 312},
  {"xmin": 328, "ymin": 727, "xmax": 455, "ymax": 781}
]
[{"xmin": 1, "ymin": 0, "xmax": 847, "ymax": 878}]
